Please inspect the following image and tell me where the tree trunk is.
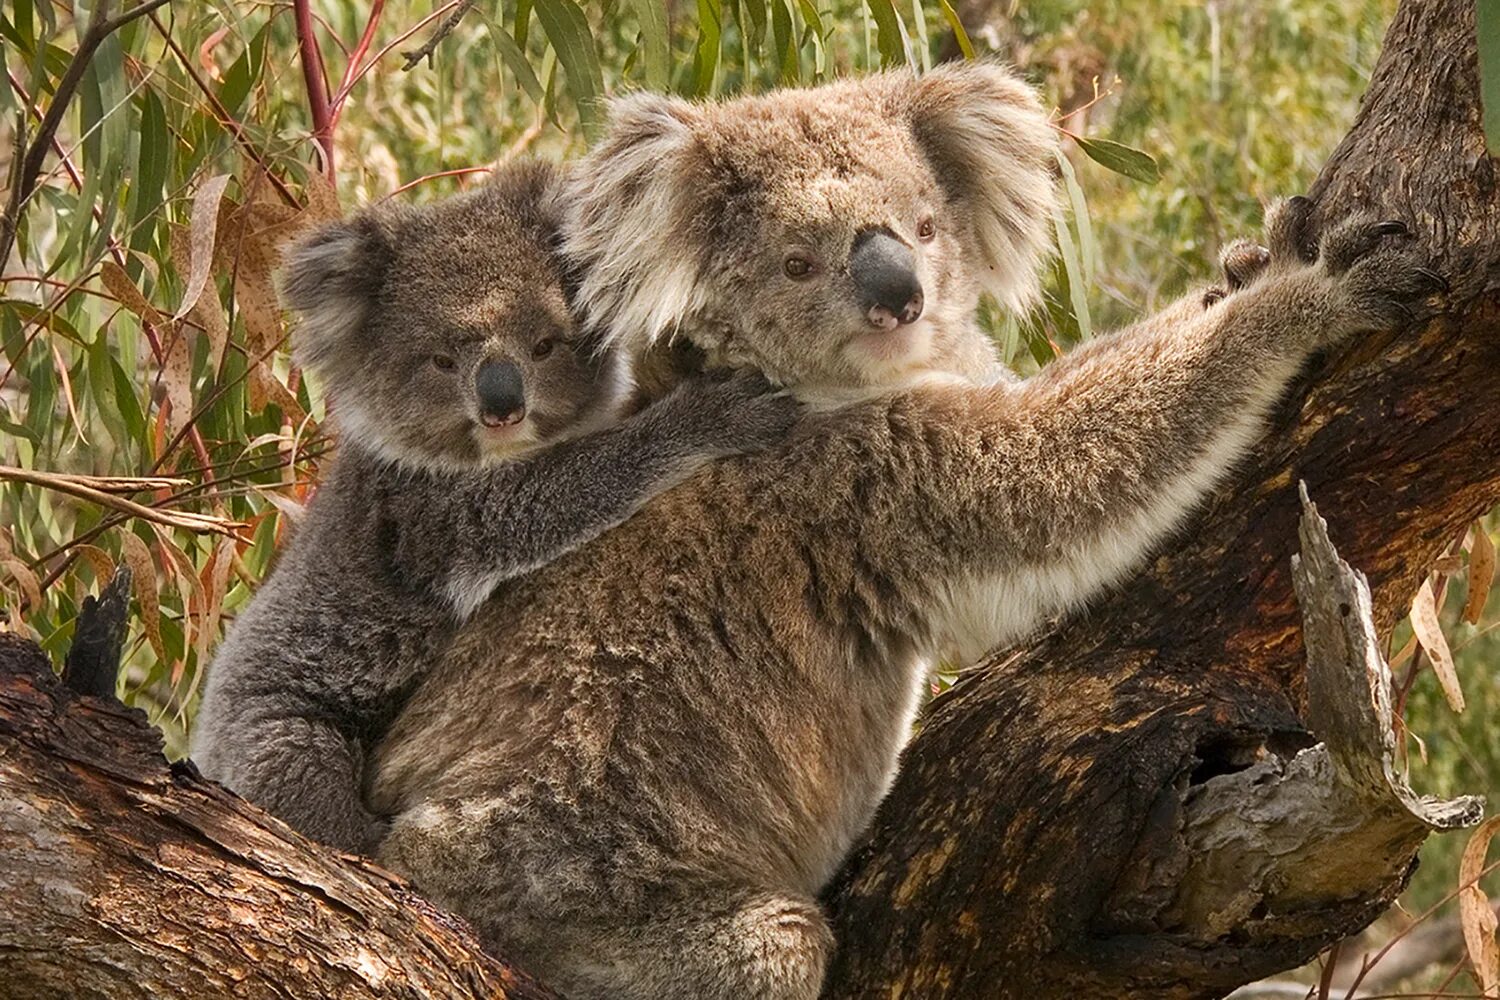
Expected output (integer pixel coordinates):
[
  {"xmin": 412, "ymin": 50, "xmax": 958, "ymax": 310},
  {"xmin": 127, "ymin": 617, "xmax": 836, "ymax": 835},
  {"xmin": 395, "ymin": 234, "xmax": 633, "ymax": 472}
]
[
  {"xmin": 1, "ymin": 1, "xmax": 1496, "ymax": 998},
  {"xmin": 821, "ymin": 0, "xmax": 1500, "ymax": 996}
]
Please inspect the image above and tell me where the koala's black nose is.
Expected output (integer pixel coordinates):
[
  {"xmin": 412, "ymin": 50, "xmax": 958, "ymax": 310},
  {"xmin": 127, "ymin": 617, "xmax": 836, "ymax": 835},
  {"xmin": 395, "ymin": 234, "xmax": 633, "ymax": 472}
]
[
  {"xmin": 849, "ymin": 228, "xmax": 924, "ymax": 330},
  {"xmin": 475, "ymin": 360, "xmax": 526, "ymax": 427}
]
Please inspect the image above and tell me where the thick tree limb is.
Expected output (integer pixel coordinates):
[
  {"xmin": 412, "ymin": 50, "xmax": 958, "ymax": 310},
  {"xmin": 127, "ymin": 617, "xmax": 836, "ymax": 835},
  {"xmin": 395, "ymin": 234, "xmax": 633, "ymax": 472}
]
[
  {"xmin": 821, "ymin": 1, "xmax": 1499, "ymax": 996},
  {"xmin": 1158, "ymin": 486, "xmax": 1480, "ymax": 941},
  {"xmin": 0, "ymin": 632, "xmax": 552, "ymax": 1000}
]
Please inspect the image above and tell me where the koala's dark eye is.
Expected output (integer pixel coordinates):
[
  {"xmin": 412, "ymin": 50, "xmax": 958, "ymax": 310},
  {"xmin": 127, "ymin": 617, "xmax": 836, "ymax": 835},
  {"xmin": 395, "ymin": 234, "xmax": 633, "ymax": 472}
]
[
  {"xmin": 432, "ymin": 353, "xmax": 457, "ymax": 372},
  {"xmin": 531, "ymin": 338, "xmax": 556, "ymax": 360},
  {"xmin": 783, "ymin": 255, "xmax": 814, "ymax": 280},
  {"xmin": 917, "ymin": 217, "xmax": 936, "ymax": 242}
]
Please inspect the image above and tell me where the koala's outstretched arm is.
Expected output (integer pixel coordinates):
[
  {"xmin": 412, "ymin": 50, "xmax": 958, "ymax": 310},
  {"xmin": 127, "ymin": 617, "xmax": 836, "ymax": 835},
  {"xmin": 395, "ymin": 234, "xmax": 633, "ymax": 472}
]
[
  {"xmin": 402, "ymin": 374, "xmax": 799, "ymax": 619},
  {"xmin": 900, "ymin": 209, "xmax": 1442, "ymax": 660}
]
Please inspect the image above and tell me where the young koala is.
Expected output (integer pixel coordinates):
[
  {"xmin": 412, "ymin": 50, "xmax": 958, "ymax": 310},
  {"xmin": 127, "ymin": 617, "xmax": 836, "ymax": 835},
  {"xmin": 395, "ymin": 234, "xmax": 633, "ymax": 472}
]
[
  {"xmin": 368, "ymin": 64, "xmax": 1442, "ymax": 999},
  {"xmin": 189, "ymin": 161, "xmax": 797, "ymax": 854}
]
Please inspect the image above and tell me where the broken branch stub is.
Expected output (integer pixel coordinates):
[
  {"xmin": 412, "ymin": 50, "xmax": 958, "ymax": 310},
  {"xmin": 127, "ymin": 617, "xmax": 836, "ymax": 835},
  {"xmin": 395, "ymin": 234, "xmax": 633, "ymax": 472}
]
[{"xmin": 1165, "ymin": 484, "xmax": 1483, "ymax": 939}]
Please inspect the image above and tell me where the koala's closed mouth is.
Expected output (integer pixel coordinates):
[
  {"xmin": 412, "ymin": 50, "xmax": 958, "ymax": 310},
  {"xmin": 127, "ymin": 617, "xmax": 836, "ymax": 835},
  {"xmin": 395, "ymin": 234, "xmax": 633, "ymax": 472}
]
[{"xmin": 845, "ymin": 319, "xmax": 935, "ymax": 371}]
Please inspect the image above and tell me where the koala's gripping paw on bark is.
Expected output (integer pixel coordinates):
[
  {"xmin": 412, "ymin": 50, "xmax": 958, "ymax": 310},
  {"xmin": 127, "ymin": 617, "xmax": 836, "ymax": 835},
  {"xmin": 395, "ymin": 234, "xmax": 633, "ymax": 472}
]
[
  {"xmin": 1258, "ymin": 198, "xmax": 1447, "ymax": 347},
  {"xmin": 1313, "ymin": 215, "xmax": 1447, "ymax": 340},
  {"xmin": 663, "ymin": 370, "xmax": 803, "ymax": 456}
]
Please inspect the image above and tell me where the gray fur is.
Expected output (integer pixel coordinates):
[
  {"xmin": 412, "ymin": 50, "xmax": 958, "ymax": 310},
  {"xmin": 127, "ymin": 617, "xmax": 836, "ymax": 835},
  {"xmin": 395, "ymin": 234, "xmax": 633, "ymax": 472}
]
[
  {"xmin": 369, "ymin": 72, "xmax": 1442, "ymax": 999},
  {"xmin": 190, "ymin": 162, "xmax": 799, "ymax": 853}
]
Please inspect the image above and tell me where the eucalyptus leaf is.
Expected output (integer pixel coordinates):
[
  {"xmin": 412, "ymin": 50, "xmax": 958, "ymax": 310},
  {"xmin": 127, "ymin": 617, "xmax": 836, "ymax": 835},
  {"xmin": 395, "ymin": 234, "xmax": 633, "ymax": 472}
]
[{"xmin": 1076, "ymin": 136, "xmax": 1162, "ymax": 185}]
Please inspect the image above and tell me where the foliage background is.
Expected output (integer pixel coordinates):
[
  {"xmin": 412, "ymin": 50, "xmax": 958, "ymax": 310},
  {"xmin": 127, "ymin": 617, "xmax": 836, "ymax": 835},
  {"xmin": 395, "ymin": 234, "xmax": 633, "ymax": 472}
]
[{"xmin": 1, "ymin": 0, "xmax": 1494, "ymax": 993}]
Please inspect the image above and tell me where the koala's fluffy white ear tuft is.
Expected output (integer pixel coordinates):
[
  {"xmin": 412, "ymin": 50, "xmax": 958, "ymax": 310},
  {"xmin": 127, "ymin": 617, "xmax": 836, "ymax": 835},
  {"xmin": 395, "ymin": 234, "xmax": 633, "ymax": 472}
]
[
  {"xmin": 560, "ymin": 92, "xmax": 709, "ymax": 349},
  {"xmin": 896, "ymin": 61, "xmax": 1058, "ymax": 314},
  {"xmin": 279, "ymin": 213, "xmax": 396, "ymax": 377}
]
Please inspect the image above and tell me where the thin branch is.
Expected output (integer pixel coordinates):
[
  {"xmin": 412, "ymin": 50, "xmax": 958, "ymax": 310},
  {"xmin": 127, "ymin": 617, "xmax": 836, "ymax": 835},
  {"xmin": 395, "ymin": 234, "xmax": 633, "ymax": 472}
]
[
  {"xmin": 147, "ymin": 10, "xmax": 299, "ymax": 207},
  {"xmin": 0, "ymin": 466, "xmax": 244, "ymax": 537},
  {"xmin": 402, "ymin": 0, "xmax": 481, "ymax": 70},
  {"xmin": 292, "ymin": 0, "xmax": 336, "ymax": 177},
  {"xmin": 333, "ymin": 1, "xmax": 462, "ymax": 108}
]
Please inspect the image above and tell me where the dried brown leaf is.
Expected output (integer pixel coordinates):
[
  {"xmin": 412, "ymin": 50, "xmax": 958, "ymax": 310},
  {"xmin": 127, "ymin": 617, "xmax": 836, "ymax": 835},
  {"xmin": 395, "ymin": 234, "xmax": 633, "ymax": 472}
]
[
  {"xmin": 303, "ymin": 172, "xmax": 342, "ymax": 222},
  {"xmin": 197, "ymin": 536, "xmax": 236, "ymax": 671},
  {"xmin": 1, "ymin": 558, "xmax": 41, "ymax": 616},
  {"xmin": 233, "ymin": 238, "xmax": 285, "ymax": 356},
  {"xmin": 247, "ymin": 363, "xmax": 307, "ymax": 426},
  {"xmin": 161, "ymin": 326, "xmax": 194, "ymax": 441},
  {"xmin": 75, "ymin": 544, "xmax": 117, "ymax": 586},
  {"xmin": 169, "ymin": 224, "xmax": 232, "ymax": 373},
  {"xmin": 1460, "ymin": 815, "xmax": 1500, "ymax": 998},
  {"xmin": 173, "ymin": 173, "xmax": 233, "ymax": 322},
  {"xmin": 100, "ymin": 261, "xmax": 165, "ymax": 327},
  {"xmin": 1466, "ymin": 524, "xmax": 1496, "ymax": 625},
  {"xmin": 118, "ymin": 531, "xmax": 165, "ymax": 665},
  {"xmin": 51, "ymin": 342, "xmax": 87, "ymax": 445},
  {"xmin": 1411, "ymin": 577, "xmax": 1465, "ymax": 713}
]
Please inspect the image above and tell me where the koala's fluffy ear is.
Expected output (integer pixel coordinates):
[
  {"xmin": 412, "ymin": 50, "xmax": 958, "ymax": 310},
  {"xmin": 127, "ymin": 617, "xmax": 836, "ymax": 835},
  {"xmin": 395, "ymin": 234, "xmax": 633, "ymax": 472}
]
[
  {"xmin": 895, "ymin": 61, "xmax": 1058, "ymax": 314},
  {"xmin": 560, "ymin": 92, "xmax": 709, "ymax": 350},
  {"xmin": 278, "ymin": 213, "xmax": 397, "ymax": 376}
]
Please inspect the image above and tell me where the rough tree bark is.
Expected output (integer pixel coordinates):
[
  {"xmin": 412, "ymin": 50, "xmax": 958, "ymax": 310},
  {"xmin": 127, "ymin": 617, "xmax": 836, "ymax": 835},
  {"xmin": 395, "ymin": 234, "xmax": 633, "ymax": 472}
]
[
  {"xmin": 0, "ymin": 0, "xmax": 1496, "ymax": 998},
  {"xmin": 822, "ymin": 0, "xmax": 1500, "ymax": 996},
  {"xmin": 0, "ymin": 631, "xmax": 553, "ymax": 1000}
]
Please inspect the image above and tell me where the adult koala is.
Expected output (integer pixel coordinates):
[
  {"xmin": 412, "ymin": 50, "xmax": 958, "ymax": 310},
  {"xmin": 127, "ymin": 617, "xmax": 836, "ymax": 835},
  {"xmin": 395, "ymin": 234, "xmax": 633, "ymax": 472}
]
[{"xmin": 369, "ymin": 61, "xmax": 1440, "ymax": 999}]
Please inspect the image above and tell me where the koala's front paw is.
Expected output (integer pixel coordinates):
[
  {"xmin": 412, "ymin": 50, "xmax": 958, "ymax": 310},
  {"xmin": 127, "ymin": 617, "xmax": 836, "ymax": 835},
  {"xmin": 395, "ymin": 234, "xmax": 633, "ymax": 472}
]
[
  {"xmin": 671, "ymin": 370, "xmax": 802, "ymax": 455},
  {"xmin": 1202, "ymin": 239, "xmax": 1273, "ymax": 307},
  {"xmin": 1314, "ymin": 215, "xmax": 1447, "ymax": 341}
]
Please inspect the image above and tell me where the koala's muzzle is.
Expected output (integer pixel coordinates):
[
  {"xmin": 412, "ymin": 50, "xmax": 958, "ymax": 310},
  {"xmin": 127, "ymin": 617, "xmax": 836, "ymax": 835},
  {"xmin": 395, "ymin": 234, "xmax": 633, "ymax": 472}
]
[
  {"xmin": 850, "ymin": 228, "xmax": 924, "ymax": 330},
  {"xmin": 475, "ymin": 360, "xmax": 526, "ymax": 427}
]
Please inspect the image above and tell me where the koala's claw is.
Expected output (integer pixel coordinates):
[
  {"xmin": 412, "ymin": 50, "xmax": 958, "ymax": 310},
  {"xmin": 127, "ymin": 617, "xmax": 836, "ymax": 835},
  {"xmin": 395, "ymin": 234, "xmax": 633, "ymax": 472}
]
[
  {"xmin": 1265, "ymin": 196, "xmax": 1319, "ymax": 264},
  {"xmin": 1416, "ymin": 266, "xmax": 1451, "ymax": 294},
  {"xmin": 1220, "ymin": 239, "xmax": 1272, "ymax": 291},
  {"xmin": 1321, "ymin": 221, "xmax": 1442, "ymax": 334},
  {"xmin": 1318, "ymin": 214, "xmax": 1416, "ymax": 275}
]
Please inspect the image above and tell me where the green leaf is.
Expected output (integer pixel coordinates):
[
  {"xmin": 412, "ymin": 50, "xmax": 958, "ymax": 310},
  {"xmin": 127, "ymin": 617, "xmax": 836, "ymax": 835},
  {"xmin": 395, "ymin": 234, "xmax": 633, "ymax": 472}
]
[
  {"xmin": 218, "ymin": 22, "xmax": 268, "ymax": 116},
  {"xmin": 1480, "ymin": 0, "xmax": 1500, "ymax": 157},
  {"xmin": 936, "ymin": 0, "xmax": 974, "ymax": 60},
  {"xmin": 1056, "ymin": 151, "xmax": 1096, "ymax": 289},
  {"xmin": 479, "ymin": 8, "xmax": 547, "ymax": 108},
  {"xmin": 533, "ymin": 0, "xmax": 605, "ymax": 137},
  {"xmin": 1052, "ymin": 203, "xmax": 1091, "ymax": 341},
  {"xmin": 626, "ymin": 0, "xmax": 671, "ymax": 91},
  {"xmin": 770, "ymin": 0, "xmax": 797, "ymax": 83},
  {"xmin": 693, "ymin": 0, "xmax": 723, "ymax": 96},
  {"xmin": 795, "ymin": 0, "xmax": 826, "ymax": 77},
  {"xmin": 908, "ymin": 0, "xmax": 929, "ymax": 72},
  {"xmin": 862, "ymin": 0, "xmax": 911, "ymax": 68},
  {"xmin": 126, "ymin": 87, "xmax": 169, "ymax": 273},
  {"xmin": 741, "ymin": 0, "xmax": 767, "ymax": 55},
  {"xmin": 515, "ymin": 0, "xmax": 534, "ymax": 50},
  {"xmin": 1075, "ymin": 136, "xmax": 1161, "ymax": 185}
]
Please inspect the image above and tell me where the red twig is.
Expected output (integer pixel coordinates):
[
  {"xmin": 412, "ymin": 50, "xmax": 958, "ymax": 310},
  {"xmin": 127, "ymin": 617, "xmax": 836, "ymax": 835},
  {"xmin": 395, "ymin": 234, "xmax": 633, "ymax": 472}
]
[
  {"xmin": 331, "ymin": 0, "xmax": 387, "ymax": 127},
  {"xmin": 332, "ymin": 1, "xmax": 461, "ymax": 109},
  {"xmin": 292, "ymin": 0, "xmax": 336, "ymax": 178},
  {"xmin": 380, "ymin": 165, "xmax": 492, "ymax": 201}
]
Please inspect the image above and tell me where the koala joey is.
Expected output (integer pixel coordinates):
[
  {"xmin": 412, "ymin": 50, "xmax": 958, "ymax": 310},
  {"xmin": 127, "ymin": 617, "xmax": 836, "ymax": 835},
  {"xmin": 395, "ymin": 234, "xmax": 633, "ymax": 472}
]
[
  {"xmin": 369, "ymin": 63, "xmax": 1443, "ymax": 999},
  {"xmin": 189, "ymin": 160, "xmax": 798, "ymax": 854}
]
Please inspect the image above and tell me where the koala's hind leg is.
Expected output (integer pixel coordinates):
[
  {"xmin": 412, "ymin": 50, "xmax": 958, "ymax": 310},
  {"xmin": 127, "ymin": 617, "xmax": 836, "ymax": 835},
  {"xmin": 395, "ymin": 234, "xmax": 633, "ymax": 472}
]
[{"xmin": 551, "ymin": 884, "xmax": 833, "ymax": 1000}]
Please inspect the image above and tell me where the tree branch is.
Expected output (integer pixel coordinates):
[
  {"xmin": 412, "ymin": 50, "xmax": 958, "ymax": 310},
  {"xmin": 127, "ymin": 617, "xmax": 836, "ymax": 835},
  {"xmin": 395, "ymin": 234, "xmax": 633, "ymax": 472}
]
[{"xmin": 0, "ymin": 632, "xmax": 556, "ymax": 1000}]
